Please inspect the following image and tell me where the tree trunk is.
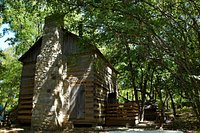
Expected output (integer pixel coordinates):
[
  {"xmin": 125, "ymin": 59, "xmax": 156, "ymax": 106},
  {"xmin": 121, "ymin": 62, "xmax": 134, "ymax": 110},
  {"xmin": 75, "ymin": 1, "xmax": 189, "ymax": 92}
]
[
  {"xmin": 192, "ymin": 95, "xmax": 200, "ymax": 123},
  {"xmin": 150, "ymin": 69, "xmax": 155, "ymax": 100},
  {"xmin": 140, "ymin": 70, "xmax": 148, "ymax": 122},
  {"xmin": 193, "ymin": 81, "xmax": 200, "ymax": 122},
  {"xmin": 155, "ymin": 77, "xmax": 165, "ymax": 128},
  {"xmin": 124, "ymin": 43, "xmax": 138, "ymax": 103},
  {"xmin": 158, "ymin": 89, "xmax": 165, "ymax": 128},
  {"xmin": 168, "ymin": 89, "xmax": 176, "ymax": 117}
]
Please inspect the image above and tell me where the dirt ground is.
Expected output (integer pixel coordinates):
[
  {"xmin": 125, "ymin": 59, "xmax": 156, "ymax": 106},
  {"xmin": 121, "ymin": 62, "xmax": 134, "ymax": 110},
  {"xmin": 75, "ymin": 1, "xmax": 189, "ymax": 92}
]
[
  {"xmin": 1, "ymin": 107, "xmax": 200, "ymax": 133},
  {"xmin": 0, "ymin": 122, "xmax": 192, "ymax": 133},
  {"xmin": 0, "ymin": 126, "xmax": 183, "ymax": 133}
]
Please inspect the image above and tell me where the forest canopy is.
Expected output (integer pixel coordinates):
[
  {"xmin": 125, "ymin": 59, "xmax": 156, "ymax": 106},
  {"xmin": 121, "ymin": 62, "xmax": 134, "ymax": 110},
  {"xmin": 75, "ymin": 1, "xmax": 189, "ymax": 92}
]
[{"xmin": 0, "ymin": 0, "xmax": 199, "ymax": 122}]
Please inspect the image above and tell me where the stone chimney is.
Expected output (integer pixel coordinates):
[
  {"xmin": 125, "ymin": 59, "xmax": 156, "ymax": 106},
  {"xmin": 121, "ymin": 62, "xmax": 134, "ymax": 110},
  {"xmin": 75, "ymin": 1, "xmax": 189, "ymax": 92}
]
[{"xmin": 31, "ymin": 14, "xmax": 69, "ymax": 131}]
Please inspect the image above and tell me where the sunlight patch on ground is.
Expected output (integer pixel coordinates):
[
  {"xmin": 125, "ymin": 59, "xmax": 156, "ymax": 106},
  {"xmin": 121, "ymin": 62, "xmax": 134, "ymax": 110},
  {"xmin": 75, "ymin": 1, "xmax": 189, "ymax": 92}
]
[
  {"xmin": 109, "ymin": 130, "xmax": 183, "ymax": 133},
  {"xmin": 0, "ymin": 128, "xmax": 24, "ymax": 132}
]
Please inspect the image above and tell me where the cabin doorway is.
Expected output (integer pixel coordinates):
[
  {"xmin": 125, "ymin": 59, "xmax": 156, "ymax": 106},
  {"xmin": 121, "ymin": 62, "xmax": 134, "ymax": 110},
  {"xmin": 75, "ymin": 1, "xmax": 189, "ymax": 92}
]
[{"xmin": 69, "ymin": 85, "xmax": 85, "ymax": 120}]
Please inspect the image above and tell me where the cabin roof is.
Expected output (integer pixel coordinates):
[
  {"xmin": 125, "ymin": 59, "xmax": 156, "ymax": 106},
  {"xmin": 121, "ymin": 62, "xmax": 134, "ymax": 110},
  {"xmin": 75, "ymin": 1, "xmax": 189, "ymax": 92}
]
[
  {"xmin": 18, "ymin": 37, "xmax": 42, "ymax": 62},
  {"xmin": 18, "ymin": 30, "xmax": 118, "ymax": 74}
]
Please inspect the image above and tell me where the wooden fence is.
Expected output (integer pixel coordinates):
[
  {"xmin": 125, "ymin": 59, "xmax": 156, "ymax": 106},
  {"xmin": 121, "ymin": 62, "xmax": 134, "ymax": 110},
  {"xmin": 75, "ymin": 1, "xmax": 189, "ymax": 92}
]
[{"xmin": 105, "ymin": 103, "xmax": 139, "ymax": 126}]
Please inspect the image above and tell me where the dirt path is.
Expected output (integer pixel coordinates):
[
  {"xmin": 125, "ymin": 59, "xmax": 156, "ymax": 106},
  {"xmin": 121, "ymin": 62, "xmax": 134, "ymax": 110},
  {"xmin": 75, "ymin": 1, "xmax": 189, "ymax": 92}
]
[{"xmin": 0, "ymin": 126, "xmax": 183, "ymax": 133}]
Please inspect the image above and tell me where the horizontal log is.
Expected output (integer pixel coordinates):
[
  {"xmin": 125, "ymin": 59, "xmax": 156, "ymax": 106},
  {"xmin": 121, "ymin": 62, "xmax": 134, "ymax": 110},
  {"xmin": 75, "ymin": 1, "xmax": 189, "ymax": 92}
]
[
  {"xmin": 22, "ymin": 63, "xmax": 35, "ymax": 69},
  {"xmin": 94, "ymin": 73, "xmax": 112, "ymax": 83},
  {"xmin": 95, "ymin": 63, "xmax": 116, "ymax": 77},
  {"xmin": 105, "ymin": 110, "xmax": 118, "ymax": 113},
  {"xmin": 85, "ymin": 99, "xmax": 94, "ymax": 103},
  {"xmin": 94, "ymin": 97, "xmax": 106, "ymax": 101},
  {"xmin": 68, "ymin": 62, "xmax": 93, "ymax": 68},
  {"xmin": 18, "ymin": 110, "xmax": 32, "ymax": 114},
  {"xmin": 94, "ymin": 103, "xmax": 105, "ymax": 107},
  {"xmin": 20, "ymin": 87, "xmax": 33, "ymax": 92},
  {"xmin": 105, "ymin": 111, "xmax": 138, "ymax": 115},
  {"xmin": 85, "ymin": 102, "xmax": 94, "ymax": 106},
  {"xmin": 106, "ymin": 117, "xmax": 136, "ymax": 123},
  {"xmin": 94, "ymin": 114, "xmax": 105, "ymax": 117},
  {"xmin": 20, "ymin": 95, "xmax": 33, "ymax": 99},
  {"xmin": 66, "ymin": 82, "xmax": 94, "ymax": 88},
  {"xmin": 105, "ymin": 108, "xmax": 139, "ymax": 112},
  {"xmin": 18, "ymin": 119, "xmax": 31, "ymax": 124},
  {"xmin": 85, "ymin": 93, "xmax": 94, "ymax": 97},
  {"xmin": 106, "ymin": 103, "xmax": 138, "ymax": 107},
  {"xmin": 95, "ymin": 107, "xmax": 105, "ymax": 111},
  {"xmin": 126, "ymin": 114, "xmax": 139, "ymax": 117},
  {"xmin": 84, "ymin": 116, "xmax": 94, "ymax": 119},
  {"xmin": 20, "ymin": 84, "xmax": 34, "ymax": 88},
  {"xmin": 21, "ymin": 75, "xmax": 35, "ymax": 79},
  {"xmin": 72, "ymin": 119, "xmax": 96, "ymax": 124},
  {"xmin": 107, "ymin": 107, "xmax": 138, "ymax": 112},
  {"xmin": 20, "ymin": 100, "xmax": 32, "ymax": 104},
  {"xmin": 20, "ymin": 85, "xmax": 34, "ymax": 89},
  {"xmin": 18, "ymin": 105, "xmax": 32, "ymax": 109},
  {"xmin": 95, "ymin": 69, "xmax": 113, "ymax": 77},
  {"xmin": 22, "ymin": 71, "xmax": 35, "ymax": 77},
  {"xmin": 94, "ymin": 92, "xmax": 107, "ymax": 98},
  {"xmin": 20, "ymin": 83, "xmax": 34, "ymax": 88},
  {"xmin": 85, "ymin": 87, "xmax": 94, "ymax": 90},
  {"xmin": 84, "ymin": 107, "xmax": 94, "ymax": 111},
  {"xmin": 20, "ymin": 79, "xmax": 34, "ymax": 85},
  {"xmin": 94, "ymin": 101, "xmax": 105, "ymax": 105},
  {"xmin": 84, "ymin": 88, "xmax": 94, "ymax": 92},
  {"xmin": 91, "ymin": 50, "xmax": 117, "ymax": 74},
  {"xmin": 85, "ymin": 111, "xmax": 94, "ymax": 115},
  {"xmin": 23, "ymin": 61, "xmax": 37, "ymax": 65},
  {"xmin": 106, "ymin": 117, "xmax": 136, "ymax": 119},
  {"xmin": 95, "ymin": 86, "xmax": 108, "ymax": 92},
  {"xmin": 94, "ymin": 75, "xmax": 116, "ymax": 89},
  {"xmin": 20, "ymin": 89, "xmax": 33, "ymax": 95},
  {"xmin": 67, "ymin": 58, "xmax": 92, "ymax": 66},
  {"xmin": 68, "ymin": 63, "xmax": 91, "ymax": 68},
  {"xmin": 84, "ymin": 91, "xmax": 94, "ymax": 95},
  {"xmin": 66, "ymin": 76, "xmax": 95, "ymax": 81},
  {"xmin": 94, "ymin": 82, "xmax": 109, "ymax": 91},
  {"xmin": 106, "ymin": 111, "xmax": 139, "ymax": 115},
  {"xmin": 18, "ymin": 115, "xmax": 31, "ymax": 120},
  {"xmin": 67, "ymin": 71, "xmax": 95, "ymax": 76},
  {"xmin": 68, "ymin": 67, "xmax": 94, "ymax": 73},
  {"xmin": 94, "ymin": 100, "xmax": 106, "ymax": 104},
  {"xmin": 105, "ymin": 113, "xmax": 138, "ymax": 117}
]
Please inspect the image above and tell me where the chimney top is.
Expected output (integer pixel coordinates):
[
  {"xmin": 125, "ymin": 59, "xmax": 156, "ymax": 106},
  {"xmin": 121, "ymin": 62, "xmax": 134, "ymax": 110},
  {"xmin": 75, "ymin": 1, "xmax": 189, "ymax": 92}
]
[{"xmin": 44, "ymin": 13, "xmax": 65, "ymax": 28}]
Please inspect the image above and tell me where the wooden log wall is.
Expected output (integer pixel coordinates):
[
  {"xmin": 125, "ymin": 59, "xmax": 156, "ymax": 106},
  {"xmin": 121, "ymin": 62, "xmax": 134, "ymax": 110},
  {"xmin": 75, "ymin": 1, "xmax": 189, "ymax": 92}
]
[
  {"xmin": 66, "ymin": 53, "xmax": 97, "ymax": 125},
  {"xmin": 93, "ymin": 53, "xmax": 117, "ymax": 124},
  {"xmin": 18, "ymin": 62, "xmax": 35, "ymax": 123},
  {"xmin": 68, "ymin": 51, "xmax": 117, "ymax": 126},
  {"xmin": 105, "ymin": 103, "xmax": 139, "ymax": 126},
  {"xmin": 18, "ymin": 39, "xmax": 41, "ymax": 124}
]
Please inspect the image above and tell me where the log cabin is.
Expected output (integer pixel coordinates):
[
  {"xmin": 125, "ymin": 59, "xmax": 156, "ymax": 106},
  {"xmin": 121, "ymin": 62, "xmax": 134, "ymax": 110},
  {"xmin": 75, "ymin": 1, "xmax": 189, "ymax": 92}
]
[
  {"xmin": 17, "ymin": 30, "xmax": 118, "ymax": 128},
  {"xmin": 17, "ymin": 14, "xmax": 138, "ymax": 130}
]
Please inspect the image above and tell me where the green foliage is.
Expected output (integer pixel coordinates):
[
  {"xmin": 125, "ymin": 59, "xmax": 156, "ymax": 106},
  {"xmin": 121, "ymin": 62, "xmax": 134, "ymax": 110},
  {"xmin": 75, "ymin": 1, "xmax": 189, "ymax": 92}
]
[
  {"xmin": 0, "ymin": 48, "xmax": 21, "ymax": 111},
  {"xmin": 2, "ymin": 0, "xmax": 45, "ymax": 54}
]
